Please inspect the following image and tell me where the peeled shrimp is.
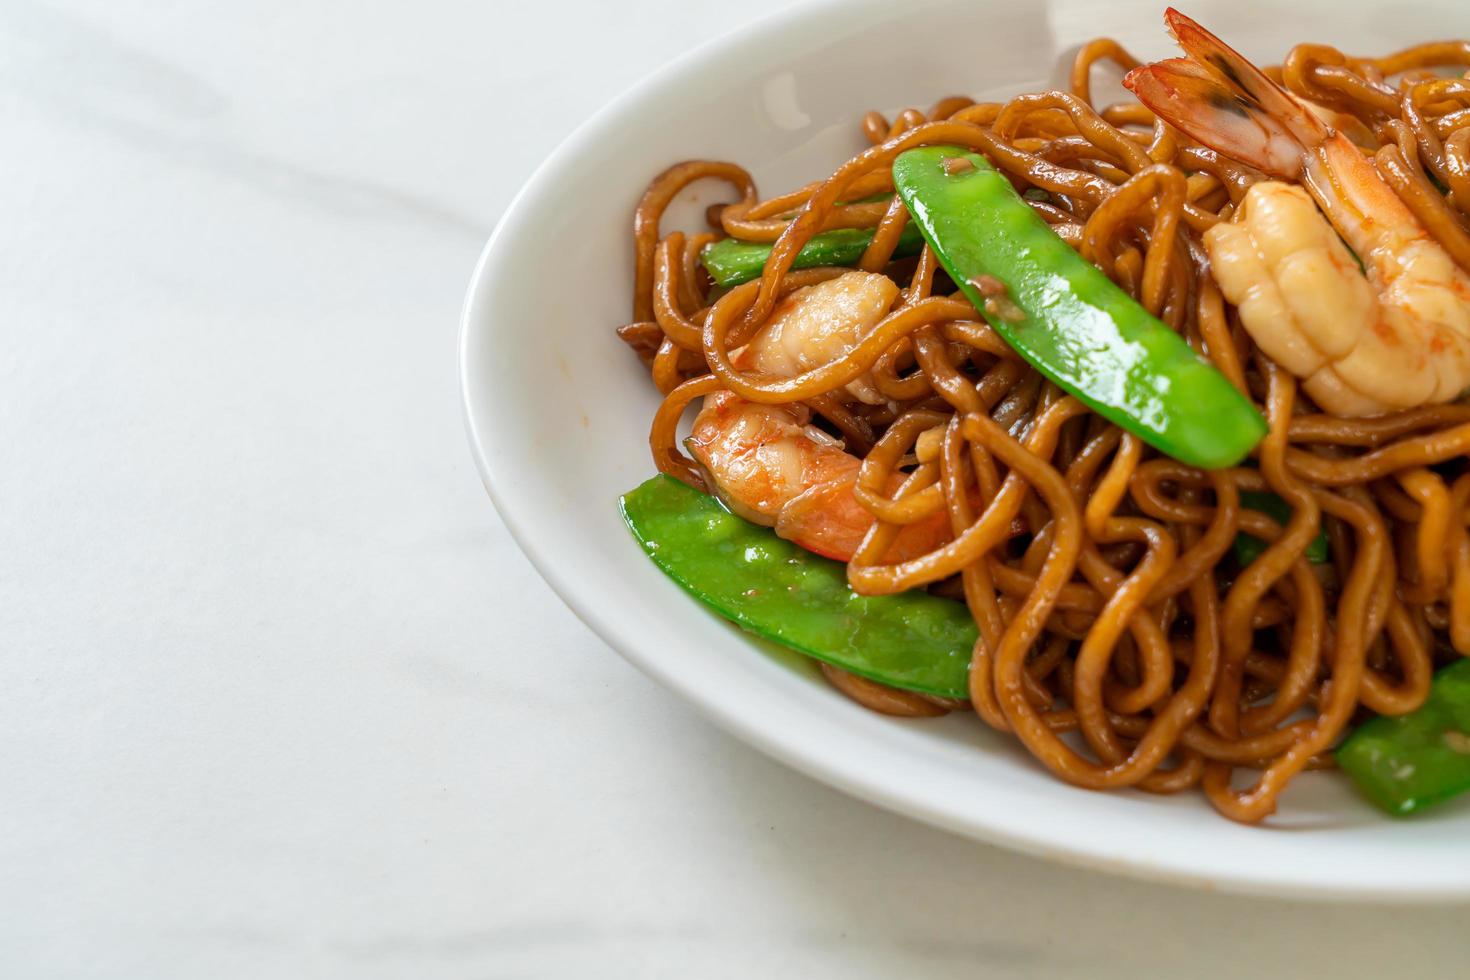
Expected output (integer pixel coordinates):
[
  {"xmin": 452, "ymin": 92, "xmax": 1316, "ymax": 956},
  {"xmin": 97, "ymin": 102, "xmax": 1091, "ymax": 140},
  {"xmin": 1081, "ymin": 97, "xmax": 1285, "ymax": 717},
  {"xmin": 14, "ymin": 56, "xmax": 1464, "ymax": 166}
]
[
  {"xmin": 738, "ymin": 267, "xmax": 897, "ymax": 405},
  {"xmin": 1125, "ymin": 8, "xmax": 1470, "ymax": 416},
  {"xmin": 687, "ymin": 271, "xmax": 950, "ymax": 561}
]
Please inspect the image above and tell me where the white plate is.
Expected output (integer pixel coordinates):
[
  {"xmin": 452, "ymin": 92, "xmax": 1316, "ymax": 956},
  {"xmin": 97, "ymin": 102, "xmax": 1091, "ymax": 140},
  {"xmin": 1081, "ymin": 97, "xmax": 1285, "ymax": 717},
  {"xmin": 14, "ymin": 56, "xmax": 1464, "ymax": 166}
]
[{"xmin": 462, "ymin": 0, "xmax": 1470, "ymax": 901}]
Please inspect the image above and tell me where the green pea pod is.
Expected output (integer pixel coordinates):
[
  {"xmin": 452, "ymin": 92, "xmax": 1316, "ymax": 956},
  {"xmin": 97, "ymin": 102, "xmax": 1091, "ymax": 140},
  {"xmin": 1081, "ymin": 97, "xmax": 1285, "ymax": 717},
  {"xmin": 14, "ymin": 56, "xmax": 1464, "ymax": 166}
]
[
  {"xmin": 1234, "ymin": 490, "xmax": 1329, "ymax": 567},
  {"xmin": 619, "ymin": 474, "xmax": 976, "ymax": 698},
  {"xmin": 701, "ymin": 223, "xmax": 926, "ymax": 288},
  {"xmin": 1338, "ymin": 659, "xmax": 1470, "ymax": 816},
  {"xmin": 892, "ymin": 145, "xmax": 1267, "ymax": 470}
]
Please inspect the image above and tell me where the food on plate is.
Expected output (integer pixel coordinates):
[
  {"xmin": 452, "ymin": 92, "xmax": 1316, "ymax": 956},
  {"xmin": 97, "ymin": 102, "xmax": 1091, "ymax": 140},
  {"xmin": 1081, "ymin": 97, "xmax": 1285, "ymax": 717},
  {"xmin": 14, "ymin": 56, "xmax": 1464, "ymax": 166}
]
[{"xmin": 615, "ymin": 8, "xmax": 1470, "ymax": 823}]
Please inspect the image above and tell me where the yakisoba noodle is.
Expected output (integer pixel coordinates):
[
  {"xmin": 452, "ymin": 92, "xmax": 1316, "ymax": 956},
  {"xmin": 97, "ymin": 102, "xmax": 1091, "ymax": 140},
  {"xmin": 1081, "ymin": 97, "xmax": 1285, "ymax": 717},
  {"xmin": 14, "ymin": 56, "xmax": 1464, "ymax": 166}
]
[{"xmin": 617, "ymin": 32, "xmax": 1470, "ymax": 823}]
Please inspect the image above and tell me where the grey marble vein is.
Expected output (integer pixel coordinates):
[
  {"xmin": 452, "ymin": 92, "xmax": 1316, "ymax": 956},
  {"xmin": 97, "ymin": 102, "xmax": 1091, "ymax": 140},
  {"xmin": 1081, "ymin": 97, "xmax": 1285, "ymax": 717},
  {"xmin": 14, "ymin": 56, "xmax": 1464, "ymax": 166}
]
[{"xmin": 1, "ymin": 0, "xmax": 491, "ymax": 239}]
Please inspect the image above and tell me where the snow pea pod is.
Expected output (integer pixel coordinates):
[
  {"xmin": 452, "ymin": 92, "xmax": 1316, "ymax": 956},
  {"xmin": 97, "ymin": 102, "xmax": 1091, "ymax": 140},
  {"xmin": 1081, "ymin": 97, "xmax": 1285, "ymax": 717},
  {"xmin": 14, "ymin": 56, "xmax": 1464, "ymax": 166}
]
[
  {"xmin": 892, "ymin": 145, "xmax": 1267, "ymax": 470},
  {"xmin": 700, "ymin": 223, "xmax": 925, "ymax": 288},
  {"xmin": 1338, "ymin": 659, "xmax": 1470, "ymax": 816},
  {"xmin": 619, "ymin": 474, "xmax": 976, "ymax": 698}
]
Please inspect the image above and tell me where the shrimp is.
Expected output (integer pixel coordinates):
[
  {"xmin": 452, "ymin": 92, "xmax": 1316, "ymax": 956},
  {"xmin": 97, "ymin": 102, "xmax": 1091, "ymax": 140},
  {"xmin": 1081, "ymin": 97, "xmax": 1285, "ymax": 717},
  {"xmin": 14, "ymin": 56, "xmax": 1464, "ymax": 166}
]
[
  {"xmin": 687, "ymin": 271, "xmax": 950, "ymax": 562},
  {"xmin": 1124, "ymin": 8, "xmax": 1470, "ymax": 416}
]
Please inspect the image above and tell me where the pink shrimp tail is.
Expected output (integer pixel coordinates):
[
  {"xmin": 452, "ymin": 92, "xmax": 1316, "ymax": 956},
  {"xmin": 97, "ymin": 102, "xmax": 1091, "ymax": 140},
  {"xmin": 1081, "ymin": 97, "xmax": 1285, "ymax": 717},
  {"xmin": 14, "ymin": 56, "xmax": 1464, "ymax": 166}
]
[
  {"xmin": 1123, "ymin": 8, "xmax": 1324, "ymax": 179},
  {"xmin": 776, "ymin": 477, "xmax": 951, "ymax": 564}
]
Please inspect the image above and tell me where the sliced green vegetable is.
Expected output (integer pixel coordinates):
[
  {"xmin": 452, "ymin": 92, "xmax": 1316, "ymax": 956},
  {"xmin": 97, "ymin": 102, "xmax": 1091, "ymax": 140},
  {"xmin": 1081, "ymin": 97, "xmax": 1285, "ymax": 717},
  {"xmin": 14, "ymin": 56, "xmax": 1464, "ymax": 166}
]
[
  {"xmin": 619, "ymin": 474, "xmax": 976, "ymax": 698},
  {"xmin": 1234, "ymin": 490, "xmax": 1329, "ymax": 567},
  {"xmin": 701, "ymin": 223, "xmax": 925, "ymax": 288},
  {"xmin": 1338, "ymin": 659, "xmax": 1470, "ymax": 816},
  {"xmin": 892, "ymin": 145, "xmax": 1267, "ymax": 470}
]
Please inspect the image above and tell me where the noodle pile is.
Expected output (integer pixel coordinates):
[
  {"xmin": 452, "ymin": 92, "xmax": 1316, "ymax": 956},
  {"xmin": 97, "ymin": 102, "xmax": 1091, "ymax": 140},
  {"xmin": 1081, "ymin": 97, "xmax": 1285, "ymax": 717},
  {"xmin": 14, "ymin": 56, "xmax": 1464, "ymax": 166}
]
[{"xmin": 617, "ymin": 38, "xmax": 1470, "ymax": 822}]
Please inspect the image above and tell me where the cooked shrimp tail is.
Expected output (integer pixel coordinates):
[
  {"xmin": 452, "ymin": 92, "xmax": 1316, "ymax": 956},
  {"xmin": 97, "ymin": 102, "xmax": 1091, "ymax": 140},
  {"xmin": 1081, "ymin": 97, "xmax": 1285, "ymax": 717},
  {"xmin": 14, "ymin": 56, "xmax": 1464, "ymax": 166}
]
[{"xmin": 1124, "ymin": 9, "xmax": 1323, "ymax": 178}]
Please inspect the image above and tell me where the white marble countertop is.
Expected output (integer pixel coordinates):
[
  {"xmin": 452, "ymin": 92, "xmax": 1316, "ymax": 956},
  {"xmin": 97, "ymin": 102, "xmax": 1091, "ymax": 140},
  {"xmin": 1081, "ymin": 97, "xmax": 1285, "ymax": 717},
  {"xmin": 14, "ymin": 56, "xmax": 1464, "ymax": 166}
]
[{"xmin": 4, "ymin": 0, "xmax": 1466, "ymax": 976}]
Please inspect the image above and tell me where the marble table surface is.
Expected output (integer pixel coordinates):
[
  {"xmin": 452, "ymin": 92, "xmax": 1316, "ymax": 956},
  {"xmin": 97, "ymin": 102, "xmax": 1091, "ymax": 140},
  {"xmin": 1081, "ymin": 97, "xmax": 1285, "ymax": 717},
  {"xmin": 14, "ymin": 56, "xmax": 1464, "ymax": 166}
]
[{"xmin": 3, "ymin": 0, "xmax": 1466, "ymax": 976}]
